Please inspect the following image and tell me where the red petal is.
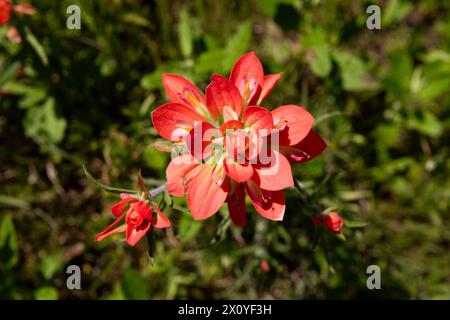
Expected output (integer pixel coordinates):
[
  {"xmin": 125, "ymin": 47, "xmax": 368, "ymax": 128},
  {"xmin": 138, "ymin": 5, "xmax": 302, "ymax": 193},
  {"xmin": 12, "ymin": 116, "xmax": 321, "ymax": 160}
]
[
  {"xmin": 225, "ymin": 161, "xmax": 254, "ymax": 183},
  {"xmin": 0, "ymin": 2, "xmax": 12, "ymax": 25},
  {"xmin": 187, "ymin": 121, "xmax": 219, "ymax": 161},
  {"xmin": 130, "ymin": 201, "xmax": 152, "ymax": 220},
  {"xmin": 125, "ymin": 221, "xmax": 151, "ymax": 246},
  {"xmin": 151, "ymin": 204, "xmax": 171, "ymax": 229},
  {"xmin": 323, "ymin": 212, "xmax": 344, "ymax": 233},
  {"xmin": 227, "ymin": 183, "xmax": 247, "ymax": 226},
  {"xmin": 166, "ymin": 154, "xmax": 199, "ymax": 196},
  {"xmin": 206, "ymin": 74, "xmax": 242, "ymax": 118},
  {"xmin": 245, "ymin": 181, "xmax": 285, "ymax": 221},
  {"xmin": 253, "ymin": 150, "xmax": 294, "ymax": 191},
  {"xmin": 229, "ymin": 51, "xmax": 265, "ymax": 87},
  {"xmin": 257, "ymin": 73, "xmax": 282, "ymax": 105},
  {"xmin": 151, "ymin": 102, "xmax": 203, "ymax": 141},
  {"xmin": 281, "ymin": 130, "xmax": 327, "ymax": 163},
  {"xmin": 95, "ymin": 225, "xmax": 127, "ymax": 242},
  {"xmin": 187, "ymin": 164, "xmax": 229, "ymax": 220},
  {"xmin": 271, "ymin": 105, "xmax": 315, "ymax": 146},
  {"xmin": 242, "ymin": 106, "xmax": 273, "ymax": 134},
  {"xmin": 220, "ymin": 120, "xmax": 243, "ymax": 134},
  {"xmin": 162, "ymin": 73, "xmax": 206, "ymax": 108},
  {"xmin": 111, "ymin": 198, "xmax": 136, "ymax": 217},
  {"xmin": 222, "ymin": 106, "xmax": 239, "ymax": 122},
  {"xmin": 96, "ymin": 213, "xmax": 126, "ymax": 241}
]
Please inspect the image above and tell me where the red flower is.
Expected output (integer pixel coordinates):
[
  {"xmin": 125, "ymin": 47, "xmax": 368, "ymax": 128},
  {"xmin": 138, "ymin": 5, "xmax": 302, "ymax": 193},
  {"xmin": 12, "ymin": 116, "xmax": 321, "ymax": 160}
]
[
  {"xmin": 312, "ymin": 212, "xmax": 344, "ymax": 233},
  {"xmin": 260, "ymin": 260, "xmax": 270, "ymax": 272},
  {"xmin": 152, "ymin": 52, "xmax": 327, "ymax": 225},
  {"xmin": 0, "ymin": 0, "xmax": 12, "ymax": 25},
  {"xmin": 0, "ymin": 1, "xmax": 35, "ymax": 26},
  {"xmin": 96, "ymin": 182, "xmax": 171, "ymax": 246}
]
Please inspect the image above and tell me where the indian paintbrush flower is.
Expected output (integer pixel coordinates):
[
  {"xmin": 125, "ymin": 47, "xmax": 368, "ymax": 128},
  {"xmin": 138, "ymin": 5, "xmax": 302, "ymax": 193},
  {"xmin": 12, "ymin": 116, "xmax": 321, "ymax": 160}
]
[
  {"xmin": 152, "ymin": 52, "xmax": 327, "ymax": 226},
  {"xmin": 96, "ymin": 176, "xmax": 171, "ymax": 246},
  {"xmin": 312, "ymin": 212, "xmax": 344, "ymax": 234}
]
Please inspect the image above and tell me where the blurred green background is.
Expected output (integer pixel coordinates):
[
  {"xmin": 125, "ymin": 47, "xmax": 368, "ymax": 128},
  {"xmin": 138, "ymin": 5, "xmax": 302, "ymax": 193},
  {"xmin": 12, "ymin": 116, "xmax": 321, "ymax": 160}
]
[{"xmin": 0, "ymin": 0, "xmax": 449, "ymax": 299}]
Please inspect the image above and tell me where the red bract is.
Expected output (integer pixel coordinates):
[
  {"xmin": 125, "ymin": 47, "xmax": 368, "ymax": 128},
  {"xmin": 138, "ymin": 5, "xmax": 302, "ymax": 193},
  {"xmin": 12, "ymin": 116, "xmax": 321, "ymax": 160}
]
[
  {"xmin": 96, "ymin": 180, "xmax": 170, "ymax": 246},
  {"xmin": 312, "ymin": 212, "xmax": 344, "ymax": 233},
  {"xmin": 152, "ymin": 52, "xmax": 327, "ymax": 225},
  {"xmin": 0, "ymin": 0, "xmax": 12, "ymax": 25}
]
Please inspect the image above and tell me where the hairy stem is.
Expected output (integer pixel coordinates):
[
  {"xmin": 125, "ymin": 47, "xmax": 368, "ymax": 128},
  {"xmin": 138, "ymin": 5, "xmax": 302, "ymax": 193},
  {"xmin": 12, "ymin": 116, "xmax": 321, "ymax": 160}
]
[{"xmin": 148, "ymin": 183, "xmax": 166, "ymax": 198}]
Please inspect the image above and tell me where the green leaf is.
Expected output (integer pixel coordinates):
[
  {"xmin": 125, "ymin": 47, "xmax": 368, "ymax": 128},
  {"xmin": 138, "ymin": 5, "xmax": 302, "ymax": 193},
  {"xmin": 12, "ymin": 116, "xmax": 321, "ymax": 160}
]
[
  {"xmin": 383, "ymin": 0, "xmax": 413, "ymax": 27},
  {"xmin": 195, "ymin": 49, "xmax": 228, "ymax": 74},
  {"xmin": 178, "ymin": 8, "xmax": 193, "ymax": 58},
  {"xmin": 310, "ymin": 46, "xmax": 332, "ymax": 78},
  {"xmin": 102, "ymin": 283, "xmax": 125, "ymax": 300},
  {"xmin": 256, "ymin": 0, "xmax": 297, "ymax": 18},
  {"xmin": 122, "ymin": 269, "xmax": 150, "ymax": 300},
  {"xmin": 195, "ymin": 22, "xmax": 251, "ymax": 75},
  {"xmin": 333, "ymin": 49, "xmax": 377, "ymax": 91},
  {"xmin": 0, "ymin": 61, "xmax": 21, "ymax": 85},
  {"xmin": 256, "ymin": 0, "xmax": 279, "ymax": 17},
  {"xmin": 384, "ymin": 49, "xmax": 413, "ymax": 100},
  {"xmin": 0, "ymin": 216, "xmax": 19, "ymax": 268},
  {"xmin": 23, "ymin": 97, "xmax": 67, "ymax": 144},
  {"xmin": 18, "ymin": 87, "xmax": 47, "ymax": 109},
  {"xmin": 0, "ymin": 195, "xmax": 29, "ymax": 209},
  {"xmin": 142, "ymin": 147, "xmax": 168, "ymax": 171},
  {"xmin": 407, "ymin": 111, "xmax": 443, "ymax": 138},
  {"xmin": 25, "ymin": 27, "xmax": 49, "ymax": 66},
  {"xmin": 302, "ymin": 28, "xmax": 331, "ymax": 78},
  {"xmin": 172, "ymin": 203, "xmax": 190, "ymax": 214},
  {"xmin": 164, "ymin": 190, "xmax": 173, "ymax": 207},
  {"xmin": 121, "ymin": 13, "xmax": 152, "ymax": 28},
  {"xmin": 140, "ymin": 64, "xmax": 184, "ymax": 91},
  {"xmin": 83, "ymin": 165, "xmax": 135, "ymax": 194},
  {"xmin": 179, "ymin": 213, "xmax": 204, "ymax": 243},
  {"xmin": 322, "ymin": 207, "xmax": 342, "ymax": 215},
  {"xmin": 40, "ymin": 250, "xmax": 64, "ymax": 280},
  {"xmin": 224, "ymin": 21, "xmax": 252, "ymax": 67},
  {"xmin": 338, "ymin": 190, "xmax": 372, "ymax": 201},
  {"xmin": 34, "ymin": 287, "xmax": 59, "ymax": 300},
  {"xmin": 344, "ymin": 220, "xmax": 369, "ymax": 228},
  {"xmin": 416, "ymin": 76, "xmax": 450, "ymax": 101}
]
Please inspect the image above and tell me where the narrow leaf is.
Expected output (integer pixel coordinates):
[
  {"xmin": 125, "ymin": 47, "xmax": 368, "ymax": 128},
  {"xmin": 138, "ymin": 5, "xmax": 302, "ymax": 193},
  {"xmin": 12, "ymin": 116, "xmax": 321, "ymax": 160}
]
[
  {"xmin": 82, "ymin": 165, "xmax": 135, "ymax": 194},
  {"xmin": 344, "ymin": 220, "xmax": 369, "ymax": 228},
  {"xmin": 25, "ymin": 27, "xmax": 49, "ymax": 66}
]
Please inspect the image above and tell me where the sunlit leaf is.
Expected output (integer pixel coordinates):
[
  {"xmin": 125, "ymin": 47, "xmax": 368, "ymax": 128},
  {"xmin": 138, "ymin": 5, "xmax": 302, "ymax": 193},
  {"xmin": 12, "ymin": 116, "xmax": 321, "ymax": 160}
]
[
  {"xmin": 0, "ymin": 216, "xmax": 18, "ymax": 268},
  {"xmin": 34, "ymin": 287, "xmax": 59, "ymax": 300},
  {"xmin": 178, "ymin": 8, "xmax": 193, "ymax": 58}
]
